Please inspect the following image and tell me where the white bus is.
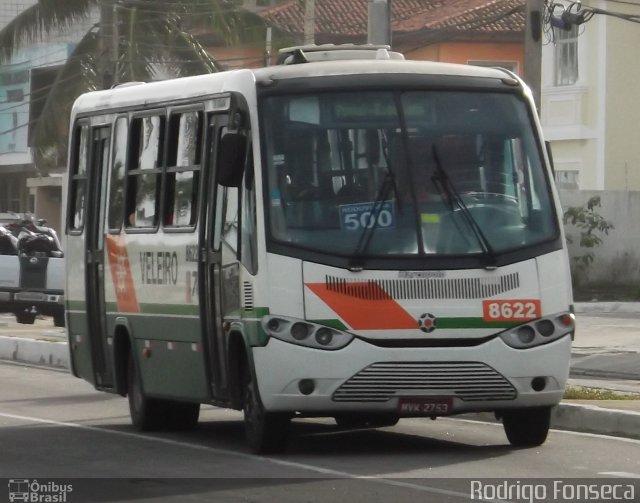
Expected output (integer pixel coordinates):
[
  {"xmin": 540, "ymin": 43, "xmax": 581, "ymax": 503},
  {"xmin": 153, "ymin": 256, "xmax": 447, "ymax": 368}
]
[{"xmin": 65, "ymin": 46, "xmax": 574, "ymax": 453}]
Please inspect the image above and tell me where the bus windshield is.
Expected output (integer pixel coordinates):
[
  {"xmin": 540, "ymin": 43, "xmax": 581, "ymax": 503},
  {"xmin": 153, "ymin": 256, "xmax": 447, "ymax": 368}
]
[{"xmin": 261, "ymin": 90, "xmax": 557, "ymax": 261}]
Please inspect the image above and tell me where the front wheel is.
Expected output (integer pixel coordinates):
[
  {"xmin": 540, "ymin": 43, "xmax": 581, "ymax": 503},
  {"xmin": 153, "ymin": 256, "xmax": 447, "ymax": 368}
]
[
  {"xmin": 243, "ymin": 366, "xmax": 290, "ymax": 454},
  {"xmin": 502, "ymin": 406, "xmax": 551, "ymax": 447}
]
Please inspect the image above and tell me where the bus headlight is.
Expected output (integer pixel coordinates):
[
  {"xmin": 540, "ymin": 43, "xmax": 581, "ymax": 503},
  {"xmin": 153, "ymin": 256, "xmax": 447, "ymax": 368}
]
[
  {"xmin": 499, "ymin": 312, "xmax": 575, "ymax": 349},
  {"xmin": 262, "ymin": 316, "xmax": 354, "ymax": 350}
]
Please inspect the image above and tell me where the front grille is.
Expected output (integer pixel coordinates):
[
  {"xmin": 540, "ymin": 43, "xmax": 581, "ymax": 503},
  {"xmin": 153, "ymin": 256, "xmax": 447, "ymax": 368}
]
[
  {"xmin": 325, "ymin": 273, "xmax": 520, "ymax": 300},
  {"xmin": 332, "ymin": 361, "xmax": 517, "ymax": 403}
]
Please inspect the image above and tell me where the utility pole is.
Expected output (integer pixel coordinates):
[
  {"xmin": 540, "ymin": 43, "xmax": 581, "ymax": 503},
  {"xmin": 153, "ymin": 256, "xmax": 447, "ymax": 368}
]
[
  {"xmin": 264, "ymin": 27, "xmax": 272, "ymax": 67},
  {"xmin": 368, "ymin": 0, "xmax": 391, "ymax": 46},
  {"xmin": 100, "ymin": 1, "xmax": 113, "ymax": 88},
  {"xmin": 99, "ymin": 0, "xmax": 118, "ymax": 88},
  {"xmin": 303, "ymin": 0, "xmax": 315, "ymax": 46},
  {"xmin": 524, "ymin": 0, "xmax": 543, "ymax": 111}
]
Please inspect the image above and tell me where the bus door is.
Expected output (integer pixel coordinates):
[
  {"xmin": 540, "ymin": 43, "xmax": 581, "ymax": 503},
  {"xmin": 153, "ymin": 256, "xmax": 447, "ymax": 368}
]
[
  {"xmin": 200, "ymin": 114, "xmax": 230, "ymax": 399},
  {"xmin": 85, "ymin": 125, "xmax": 112, "ymax": 388}
]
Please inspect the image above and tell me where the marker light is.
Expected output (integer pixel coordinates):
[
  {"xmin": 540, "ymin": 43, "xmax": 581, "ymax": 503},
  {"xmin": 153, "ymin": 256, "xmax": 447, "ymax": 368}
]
[{"xmin": 500, "ymin": 311, "xmax": 574, "ymax": 349}]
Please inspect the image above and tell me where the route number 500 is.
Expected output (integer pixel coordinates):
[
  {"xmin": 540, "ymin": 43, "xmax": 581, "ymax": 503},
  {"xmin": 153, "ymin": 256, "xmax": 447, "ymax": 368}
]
[
  {"xmin": 482, "ymin": 299, "xmax": 541, "ymax": 322},
  {"xmin": 344, "ymin": 210, "xmax": 393, "ymax": 230}
]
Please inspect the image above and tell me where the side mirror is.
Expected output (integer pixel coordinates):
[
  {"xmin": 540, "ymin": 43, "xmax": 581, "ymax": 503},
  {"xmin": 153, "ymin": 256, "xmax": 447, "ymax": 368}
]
[{"xmin": 217, "ymin": 133, "xmax": 246, "ymax": 187}]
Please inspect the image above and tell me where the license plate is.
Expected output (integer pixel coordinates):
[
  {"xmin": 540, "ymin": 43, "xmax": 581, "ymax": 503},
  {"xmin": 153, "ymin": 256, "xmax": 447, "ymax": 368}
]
[
  {"xmin": 397, "ymin": 397, "xmax": 453, "ymax": 416},
  {"xmin": 15, "ymin": 292, "xmax": 45, "ymax": 301}
]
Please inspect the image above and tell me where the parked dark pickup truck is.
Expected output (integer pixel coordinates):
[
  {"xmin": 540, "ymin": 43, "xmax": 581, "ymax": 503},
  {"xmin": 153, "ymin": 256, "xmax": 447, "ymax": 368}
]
[{"xmin": 0, "ymin": 213, "xmax": 65, "ymax": 327}]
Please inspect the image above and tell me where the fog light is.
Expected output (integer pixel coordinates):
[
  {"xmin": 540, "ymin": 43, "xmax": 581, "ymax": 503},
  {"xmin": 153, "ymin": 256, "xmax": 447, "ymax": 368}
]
[
  {"xmin": 531, "ymin": 377, "xmax": 547, "ymax": 392},
  {"xmin": 298, "ymin": 379, "xmax": 315, "ymax": 395},
  {"xmin": 515, "ymin": 325, "xmax": 536, "ymax": 344},
  {"xmin": 291, "ymin": 322, "xmax": 310, "ymax": 340},
  {"xmin": 315, "ymin": 328, "xmax": 334, "ymax": 346},
  {"xmin": 535, "ymin": 319, "xmax": 555, "ymax": 337}
]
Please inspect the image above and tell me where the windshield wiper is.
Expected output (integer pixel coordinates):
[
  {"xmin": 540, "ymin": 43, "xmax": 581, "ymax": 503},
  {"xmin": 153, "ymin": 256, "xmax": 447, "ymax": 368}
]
[
  {"xmin": 348, "ymin": 171, "xmax": 397, "ymax": 272},
  {"xmin": 430, "ymin": 145, "xmax": 497, "ymax": 267}
]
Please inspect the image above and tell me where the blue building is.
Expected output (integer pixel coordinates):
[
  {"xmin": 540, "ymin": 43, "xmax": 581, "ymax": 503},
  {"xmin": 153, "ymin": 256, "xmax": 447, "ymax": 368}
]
[{"xmin": 0, "ymin": 0, "xmax": 95, "ymax": 232}]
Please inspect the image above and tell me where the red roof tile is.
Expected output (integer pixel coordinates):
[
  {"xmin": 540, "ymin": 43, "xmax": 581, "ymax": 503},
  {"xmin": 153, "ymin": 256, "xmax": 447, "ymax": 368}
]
[{"xmin": 258, "ymin": 0, "xmax": 524, "ymax": 40}]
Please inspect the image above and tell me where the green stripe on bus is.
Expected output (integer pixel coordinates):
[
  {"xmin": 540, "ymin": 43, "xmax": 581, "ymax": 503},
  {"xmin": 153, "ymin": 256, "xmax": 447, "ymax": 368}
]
[
  {"xmin": 311, "ymin": 319, "xmax": 349, "ymax": 331},
  {"xmin": 436, "ymin": 317, "xmax": 518, "ymax": 329}
]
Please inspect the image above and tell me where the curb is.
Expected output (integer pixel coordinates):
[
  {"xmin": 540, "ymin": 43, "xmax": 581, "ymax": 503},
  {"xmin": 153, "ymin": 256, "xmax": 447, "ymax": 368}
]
[
  {"xmin": 0, "ymin": 335, "xmax": 69, "ymax": 369},
  {"xmin": 553, "ymin": 402, "xmax": 640, "ymax": 440},
  {"xmin": 574, "ymin": 302, "xmax": 640, "ymax": 314},
  {"xmin": 1, "ymin": 335, "xmax": 640, "ymax": 441}
]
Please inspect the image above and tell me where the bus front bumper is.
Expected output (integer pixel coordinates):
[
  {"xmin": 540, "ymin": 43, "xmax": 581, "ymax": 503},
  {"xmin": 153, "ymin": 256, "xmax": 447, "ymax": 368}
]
[{"xmin": 252, "ymin": 335, "xmax": 571, "ymax": 416}]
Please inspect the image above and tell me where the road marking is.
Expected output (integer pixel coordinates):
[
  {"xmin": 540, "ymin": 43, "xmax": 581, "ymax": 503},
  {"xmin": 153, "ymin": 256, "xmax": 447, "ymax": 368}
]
[
  {"xmin": 599, "ymin": 472, "xmax": 640, "ymax": 478},
  {"xmin": 0, "ymin": 411, "xmax": 495, "ymax": 502}
]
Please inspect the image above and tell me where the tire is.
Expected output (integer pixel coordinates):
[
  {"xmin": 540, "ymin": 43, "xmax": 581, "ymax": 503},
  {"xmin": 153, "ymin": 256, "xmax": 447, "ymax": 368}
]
[
  {"xmin": 15, "ymin": 311, "xmax": 36, "ymax": 324},
  {"xmin": 127, "ymin": 354, "xmax": 166, "ymax": 431},
  {"xmin": 502, "ymin": 406, "xmax": 551, "ymax": 447},
  {"xmin": 164, "ymin": 401, "xmax": 200, "ymax": 431},
  {"xmin": 243, "ymin": 366, "xmax": 290, "ymax": 454},
  {"xmin": 334, "ymin": 413, "xmax": 399, "ymax": 428},
  {"xmin": 53, "ymin": 313, "xmax": 65, "ymax": 327}
]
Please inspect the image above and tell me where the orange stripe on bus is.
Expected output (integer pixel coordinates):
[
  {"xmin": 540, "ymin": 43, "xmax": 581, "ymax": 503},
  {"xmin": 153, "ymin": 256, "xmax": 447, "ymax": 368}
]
[
  {"xmin": 106, "ymin": 235, "xmax": 140, "ymax": 313},
  {"xmin": 306, "ymin": 282, "xmax": 416, "ymax": 330}
]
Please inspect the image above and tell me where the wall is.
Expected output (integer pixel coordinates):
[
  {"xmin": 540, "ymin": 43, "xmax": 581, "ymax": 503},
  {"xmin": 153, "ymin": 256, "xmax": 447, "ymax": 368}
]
[
  {"xmin": 559, "ymin": 189, "xmax": 640, "ymax": 286},
  {"xmin": 405, "ymin": 42, "xmax": 524, "ymax": 75},
  {"xmin": 603, "ymin": 7, "xmax": 640, "ymax": 190}
]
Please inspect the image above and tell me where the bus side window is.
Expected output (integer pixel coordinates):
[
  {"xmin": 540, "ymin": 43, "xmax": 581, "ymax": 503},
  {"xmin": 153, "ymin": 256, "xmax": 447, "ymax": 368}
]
[
  {"xmin": 68, "ymin": 124, "xmax": 89, "ymax": 232},
  {"xmin": 125, "ymin": 114, "xmax": 165, "ymax": 229},
  {"xmin": 164, "ymin": 110, "xmax": 202, "ymax": 228},
  {"xmin": 107, "ymin": 117, "xmax": 127, "ymax": 233}
]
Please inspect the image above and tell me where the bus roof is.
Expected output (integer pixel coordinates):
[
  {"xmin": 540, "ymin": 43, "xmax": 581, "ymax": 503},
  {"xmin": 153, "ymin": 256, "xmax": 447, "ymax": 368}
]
[
  {"xmin": 252, "ymin": 58, "xmax": 513, "ymax": 82},
  {"xmin": 70, "ymin": 59, "xmax": 518, "ymax": 117}
]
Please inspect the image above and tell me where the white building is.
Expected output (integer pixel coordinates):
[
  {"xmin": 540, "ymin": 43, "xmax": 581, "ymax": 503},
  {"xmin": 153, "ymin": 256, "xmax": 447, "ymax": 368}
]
[{"xmin": 542, "ymin": 0, "xmax": 640, "ymax": 191}]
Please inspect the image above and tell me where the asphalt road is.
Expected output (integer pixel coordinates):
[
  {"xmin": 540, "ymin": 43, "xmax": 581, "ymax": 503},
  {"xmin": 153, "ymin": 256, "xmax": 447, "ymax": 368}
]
[{"xmin": 1, "ymin": 362, "xmax": 639, "ymax": 503}]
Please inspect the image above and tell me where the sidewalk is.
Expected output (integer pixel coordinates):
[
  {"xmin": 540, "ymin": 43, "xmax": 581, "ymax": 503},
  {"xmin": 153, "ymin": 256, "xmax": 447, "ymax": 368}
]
[{"xmin": 1, "ymin": 307, "xmax": 640, "ymax": 440}]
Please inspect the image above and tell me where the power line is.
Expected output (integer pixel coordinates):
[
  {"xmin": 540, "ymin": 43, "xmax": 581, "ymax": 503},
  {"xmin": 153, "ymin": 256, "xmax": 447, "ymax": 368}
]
[{"xmin": 546, "ymin": 0, "xmax": 640, "ymax": 29}]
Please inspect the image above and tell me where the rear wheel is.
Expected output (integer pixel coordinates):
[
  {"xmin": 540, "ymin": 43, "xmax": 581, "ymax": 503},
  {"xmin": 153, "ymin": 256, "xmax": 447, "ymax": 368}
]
[
  {"xmin": 334, "ymin": 413, "xmax": 399, "ymax": 428},
  {"xmin": 502, "ymin": 406, "xmax": 551, "ymax": 447},
  {"xmin": 127, "ymin": 354, "xmax": 201, "ymax": 431},
  {"xmin": 243, "ymin": 366, "xmax": 290, "ymax": 454},
  {"xmin": 164, "ymin": 401, "xmax": 200, "ymax": 431},
  {"xmin": 127, "ymin": 354, "xmax": 166, "ymax": 431}
]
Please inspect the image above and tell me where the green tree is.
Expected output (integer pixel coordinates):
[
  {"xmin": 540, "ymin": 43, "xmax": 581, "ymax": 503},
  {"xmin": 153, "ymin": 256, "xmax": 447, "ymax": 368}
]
[
  {"xmin": 563, "ymin": 196, "xmax": 615, "ymax": 285},
  {"xmin": 0, "ymin": 0, "xmax": 267, "ymax": 173}
]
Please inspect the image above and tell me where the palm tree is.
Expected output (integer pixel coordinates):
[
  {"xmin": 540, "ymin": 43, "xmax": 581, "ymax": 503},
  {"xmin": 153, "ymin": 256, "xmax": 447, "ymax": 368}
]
[{"xmin": 0, "ymin": 0, "xmax": 256, "ymax": 173}]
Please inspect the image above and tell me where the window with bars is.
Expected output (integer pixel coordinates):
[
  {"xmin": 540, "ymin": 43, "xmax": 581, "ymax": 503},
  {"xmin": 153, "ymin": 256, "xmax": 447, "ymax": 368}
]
[{"xmin": 554, "ymin": 25, "xmax": 579, "ymax": 86}]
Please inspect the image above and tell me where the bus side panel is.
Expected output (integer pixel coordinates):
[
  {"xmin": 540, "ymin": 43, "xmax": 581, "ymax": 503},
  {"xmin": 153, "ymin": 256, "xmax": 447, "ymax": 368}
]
[
  {"xmin": 110, "ymin": 232, "xmax": 209, "ymax": 401},
  {"xmin": 130, "ymin": 317, "xmax": 209, "ymax": 401}
]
